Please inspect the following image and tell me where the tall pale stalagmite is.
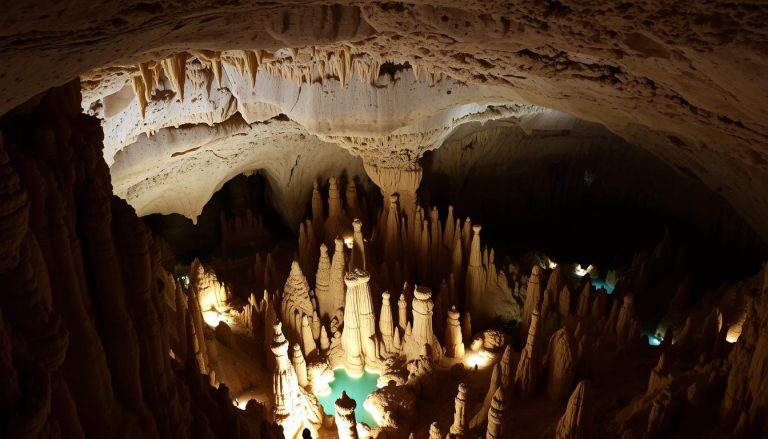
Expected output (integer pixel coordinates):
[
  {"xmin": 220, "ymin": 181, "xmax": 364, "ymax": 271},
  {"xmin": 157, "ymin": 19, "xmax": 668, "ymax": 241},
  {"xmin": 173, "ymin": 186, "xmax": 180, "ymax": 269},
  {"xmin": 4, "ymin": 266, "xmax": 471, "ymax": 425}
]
[
  {"xmin": 466, "ymin": 225, "xmax": 484, "ymax": 318},
  {"xmin": 450, "ymin": 383, "xmax": 469, "ymax": 436},
  {"xmin": 271, "ymin": 322, "xmax": 301, "ymax": 424},
  {"xmin": 406, "ymin": 286, "xmax": 442, "ymax": 361},
  {"xmin": 445, "ymin": 306, "xmax": 465, "ymax": 358},
  {"xmin": 556, "ymin": 380, "xmax": 593, "ymax": 439},
  {"xmin": 292, "ymin": 344, "xmax": 308, "ymax": 388},
  {"xmin": 379, "ymin": 291, "xmax": 395, "ymax": 353},
  {"xmin": 325, "ymin": 177, "xmax": 347, "ymax": 242},
  {"xmin": 334, "ymin": 391, "xmax": 359, "ymax": 439},
  {"xmin": 398, "ymin": 292, "xmax": 408, "ymax": 331},
  {"xmin": 329, "ymin": 238, "xmax": 347, "ymax": 321},
  {"xmin": 315, "ymin": 244, "xmax": 336, "ymax": 322},
  {"xmin": 342, "ymin": 270, "xmax": 377, "ymax": 376}
]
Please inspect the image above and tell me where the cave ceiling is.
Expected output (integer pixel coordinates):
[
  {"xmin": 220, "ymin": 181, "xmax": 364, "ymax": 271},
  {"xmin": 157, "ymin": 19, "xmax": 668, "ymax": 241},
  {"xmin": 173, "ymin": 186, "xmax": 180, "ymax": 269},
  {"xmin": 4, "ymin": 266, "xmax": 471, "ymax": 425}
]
[{"xmin": 1, "ymin": 1, "xmax": 766, "ymax": 238}]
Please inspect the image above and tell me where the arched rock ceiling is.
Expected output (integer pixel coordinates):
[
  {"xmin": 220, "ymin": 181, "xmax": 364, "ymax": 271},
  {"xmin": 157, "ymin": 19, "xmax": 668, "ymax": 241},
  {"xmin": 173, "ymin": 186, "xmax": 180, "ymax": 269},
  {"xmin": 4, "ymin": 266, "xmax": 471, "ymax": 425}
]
[{"xmin": 1, "ymin": 1, "xmax": 767, "ymax": 239}]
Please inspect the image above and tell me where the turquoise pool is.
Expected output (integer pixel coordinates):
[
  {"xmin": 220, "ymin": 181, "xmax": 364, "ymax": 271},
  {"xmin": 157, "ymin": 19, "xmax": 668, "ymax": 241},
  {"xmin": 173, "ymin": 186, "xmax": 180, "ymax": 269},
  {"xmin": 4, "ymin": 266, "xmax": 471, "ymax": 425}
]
[{"xmin": 316, "ymin": 369, "xmax": 380, "ymax": 427}]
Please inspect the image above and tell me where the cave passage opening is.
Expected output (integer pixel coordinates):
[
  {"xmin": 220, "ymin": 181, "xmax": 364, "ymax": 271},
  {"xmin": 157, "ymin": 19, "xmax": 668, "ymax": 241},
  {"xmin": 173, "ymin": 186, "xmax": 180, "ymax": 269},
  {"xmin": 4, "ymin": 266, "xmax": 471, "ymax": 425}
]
[{"xmin": 315, "ymin": 368, "xmax": 381, "ymax": 427}]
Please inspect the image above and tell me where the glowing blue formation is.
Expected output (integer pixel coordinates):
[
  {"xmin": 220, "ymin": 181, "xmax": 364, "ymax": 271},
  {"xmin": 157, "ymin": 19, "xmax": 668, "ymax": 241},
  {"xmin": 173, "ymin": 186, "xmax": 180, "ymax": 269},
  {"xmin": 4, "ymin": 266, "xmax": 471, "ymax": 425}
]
[
  {"xmin": 590, "ymin": 278, "xmax": 615, "ymax": 294},
  {"xmin": 316, "ymin": 369, "xmax": 380, "ymax": 427}
]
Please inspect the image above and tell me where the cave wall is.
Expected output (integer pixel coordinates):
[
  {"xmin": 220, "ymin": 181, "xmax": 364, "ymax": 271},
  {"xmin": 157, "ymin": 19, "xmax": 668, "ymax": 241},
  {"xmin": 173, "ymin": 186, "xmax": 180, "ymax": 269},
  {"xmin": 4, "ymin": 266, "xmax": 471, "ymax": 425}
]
[
  {"xmin": 422, "ymin": 118, "xmax": 764, "ymax": 266},
  {"xmin": 0, "ymin": 81, "xmax": 255, "ymax": 438}
]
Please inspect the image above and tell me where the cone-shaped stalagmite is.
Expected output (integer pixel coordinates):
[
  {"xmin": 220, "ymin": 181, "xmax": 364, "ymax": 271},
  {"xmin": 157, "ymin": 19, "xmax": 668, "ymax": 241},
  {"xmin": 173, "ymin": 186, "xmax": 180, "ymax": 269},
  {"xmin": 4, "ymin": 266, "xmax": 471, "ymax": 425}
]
[
  {"xmin": 486, "ymin": 387, "xmax": 507, "ymax": 439},
  {"xmin": 380, "ymin": 291, "xmax": 395, "ymax": 353},
  {"xmin": 556, "ymin": 380, "xmax": 593, "ymax": 439},
  {"xmin": 547, "ymin": 329, "xmax": 577, "ymax": 400},
  {"xmin": 466, "ymin": 225, "xmax": 484, "ymax": 318},
  {"xmin": 515, "ymin": 296, "xmax": 542, "ymax": 397},
  {"xmin": 522, "ymin": 266, "xmax": 544, "ymax": 337}
]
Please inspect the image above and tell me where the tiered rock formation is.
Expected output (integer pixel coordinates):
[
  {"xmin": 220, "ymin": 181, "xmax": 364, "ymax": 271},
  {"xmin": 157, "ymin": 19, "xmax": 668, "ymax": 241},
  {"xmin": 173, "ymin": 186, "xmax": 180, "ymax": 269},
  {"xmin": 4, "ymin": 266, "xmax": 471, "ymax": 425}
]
[
  {"xmin": 450, "ymin": 383, "xmax": 469, "ymax": 436},
  {"xmin": 444, "ymin": 306, "xmax": 465, "ymax": 358},
  {"xmin": 334, "ymin": 391, "xmax": 359, "ymax": 439},
  {"xmin": 403, "ymin": 286, "xmax": 443, "ymax": 361},
  {"xmin": 341, "ymin": 270, "xmax": 377, "ymax": 376},
  {"xmin": 485, "ymin": 387, "xmax": 507, "ymax": 439}
]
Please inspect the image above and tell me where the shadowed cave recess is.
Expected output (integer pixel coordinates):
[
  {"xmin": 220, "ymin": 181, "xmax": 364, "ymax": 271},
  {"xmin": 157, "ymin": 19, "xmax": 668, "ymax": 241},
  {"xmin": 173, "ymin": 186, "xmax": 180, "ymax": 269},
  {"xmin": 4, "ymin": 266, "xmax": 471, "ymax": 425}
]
[{"xmin": 1, "ymin": 2, "xmax": 768, "ymax": 439}]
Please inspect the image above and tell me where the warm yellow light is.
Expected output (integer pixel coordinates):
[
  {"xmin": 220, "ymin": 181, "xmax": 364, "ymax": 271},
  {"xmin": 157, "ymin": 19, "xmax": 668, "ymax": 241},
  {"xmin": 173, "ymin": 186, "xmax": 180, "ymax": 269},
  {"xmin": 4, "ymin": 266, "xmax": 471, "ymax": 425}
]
[
  {"xmin": 464, "ymin": 350, "xmax": 493, "ymax": 369},
  {"xmin": 343, "ymin": 235, "xmax": 354, "ymax": 249},
  {"xmin": 202, "ymin": 310, "xmax": 224, "ymax": 327},
  {"xmin": 574, "ymin": 264, "xmax": 594, "ymax": 277}
]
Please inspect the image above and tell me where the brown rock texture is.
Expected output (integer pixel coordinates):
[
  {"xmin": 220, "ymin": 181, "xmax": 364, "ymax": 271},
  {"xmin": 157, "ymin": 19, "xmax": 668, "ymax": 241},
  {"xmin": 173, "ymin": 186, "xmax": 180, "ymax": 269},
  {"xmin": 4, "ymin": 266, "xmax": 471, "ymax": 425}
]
[{"xmin": 0, "ymin": 80, "xmax": 253, "ymax": 438}]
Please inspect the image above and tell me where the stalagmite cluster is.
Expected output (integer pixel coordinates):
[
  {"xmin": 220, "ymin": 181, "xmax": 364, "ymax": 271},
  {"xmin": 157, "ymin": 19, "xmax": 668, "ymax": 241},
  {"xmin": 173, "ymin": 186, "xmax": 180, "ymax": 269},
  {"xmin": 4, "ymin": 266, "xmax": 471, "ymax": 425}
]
[{"xmin": 2, "ymin": 3, "xmax": 768, "ymax": 437}]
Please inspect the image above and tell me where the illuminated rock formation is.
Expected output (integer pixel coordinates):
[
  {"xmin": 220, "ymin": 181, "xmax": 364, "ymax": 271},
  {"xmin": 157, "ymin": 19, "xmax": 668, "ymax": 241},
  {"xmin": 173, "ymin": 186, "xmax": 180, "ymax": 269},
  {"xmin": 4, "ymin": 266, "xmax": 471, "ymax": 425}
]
[
  {"xmin": 445, "ymin": 306, "xmax": 465, "ymax": 358},
  {"xmin": 429, "ymin": 422, "xmax": 443, "ymax": 439},
  {"xmin": 450, "ymin": 383, "xmax": 469, "ymax": 436},
  {"xmin": 486, "ymin": 387, "xmax": 507, "ymax": 439},
  {"xmin": 403, "ymin": 286, "xmax": 443, "ymax": 362},
  {"xmin": 281, "ymin": 261, "xmax": 314, "ymax": 342},
  {"xmin": 342, "ymin": 270, "xmax": 377, "ymax": 376},
  {"xmin": 191, "ymin": 259, "xmax": 230, "ymax": 312},
  {"xmin": 271, "ymin": 322, "xmax": 302, "ymax": 423},
  {"xmin": 329, "ymin": 238, "xmax": 347, "ymax": 323},
  {"xmin": 398, "ymin": 292, "xmax": 409, "ymax": 331},
  {"xmin": 292, "ymin": 344, "xmax": 308, "ymax": 388},
  {"xmin": 334, "ymin": 391, "xmax": 359, "ymax": 439},
  {"xmin": 379, "ymin": 291, "xmax": 395, "ymax": 354},
  {"xmin": 546, "ymin": 329, "xmax": 577, "ymax": 400}
]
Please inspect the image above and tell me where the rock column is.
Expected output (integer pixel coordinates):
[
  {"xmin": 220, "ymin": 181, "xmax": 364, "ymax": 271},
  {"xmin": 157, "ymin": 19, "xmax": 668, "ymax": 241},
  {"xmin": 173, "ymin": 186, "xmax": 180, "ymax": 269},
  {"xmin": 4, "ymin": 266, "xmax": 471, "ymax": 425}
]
[{"xmin": 342, "ymin": 270, "xmax": 376, "ymax": 376}]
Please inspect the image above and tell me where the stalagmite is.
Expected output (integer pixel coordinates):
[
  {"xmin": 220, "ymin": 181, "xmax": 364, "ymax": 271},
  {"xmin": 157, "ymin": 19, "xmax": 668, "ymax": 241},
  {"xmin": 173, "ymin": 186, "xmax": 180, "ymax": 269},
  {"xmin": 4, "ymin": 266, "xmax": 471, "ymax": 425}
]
[
  {"xmin": 350, "ymin": 218, "xmax": 366, "ymax": 271},
  {"xmin": 522, "ymin": 266, "xmax": 544, "ymax": 336},
  {"xmin": 380, "ymin": 291, "xmax": 395, "ymax": 353},
  {"xmin": 301, "ymin": 315, "xmax": 318, "ymax": 357},
  {"xmin": 486, "ymin": 387, "xmax": 507, "ymax": 439},
  {"xmin": 462, "ymin": 312, "xmax": 472, "ymax": 343},
  {"xmin": 547, "ymin": 329, "xmax": 577, "ymax": 400},
  {"xmin": 292, "ymin": 344, "xmax": 309, "ymax": 388},
  {"xmin": 271, "ymin": 322, "xmax": 301, "ymax": 425},
  {"xmin": 556, "ymin": 380, "xmax": 593, "ymax": 439},
  {"xmin": 647, "ymin": 353, "xmax": 670, "ymax": 394},
  {"xmin": 404, "ymin": 286, "xmax": 442, "ymax": 361},
  {"xmin": 559, "ymin": 285, "xmax": 572, "ymax": 318},
  {"xmin": 450, "ymin": 383, "xmax": 469, "ymax": 436},
  {"xmin": 334, "ymin": 391, "xmax": 359, "ymax": 439},
  {"xmin": 444, "ymin": 206, "xmax": 456, "ymax": 249},
  {"xmin": 429, "ymin": 422, "xmax": 443, "ymax": 439},
  {"xmin": 515, "ymin": 296, "xmax": 541, "ymax": 397},
  {"xmin": 281, "ymin": 261, "xmax": 314, "ymax": 341},
  {"xmin": 384, "ymin": 195, "xmax": 401, "ymax": 264},
  {"xmin": 466, "ymin": 225, "xmax": 485, "ymax": 318},
  {"xmin": 325, "ymin": 177, "xmax": 347, "ymax": 242},
  {"xmin": 311, "ymin": 181, "xmax": 324, "ymax": 240},
  {"xmin": 576, "ymin": 280, "xmax": 592, "ymax": 318},
  {"xmin": 445, "ymin": 306, "xmax": 465, "ymax": 358},
  {"xmin": 342, "ymin": 270, "xmax": 377, "ymax": 376},
  {"xmin": 330, "ymin": 238, "xmax": 347, "ymax": 321},
  {"xmin": 398, "ymin": 292, "xmax": 408, "ymax": 331},
  {"xmin": 320, "ymin": 326, "xmax": 330, "ymax": 352},
  {"xmin": 616, "ymin": 294, "xmax": 638, "ymax": 344}
]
